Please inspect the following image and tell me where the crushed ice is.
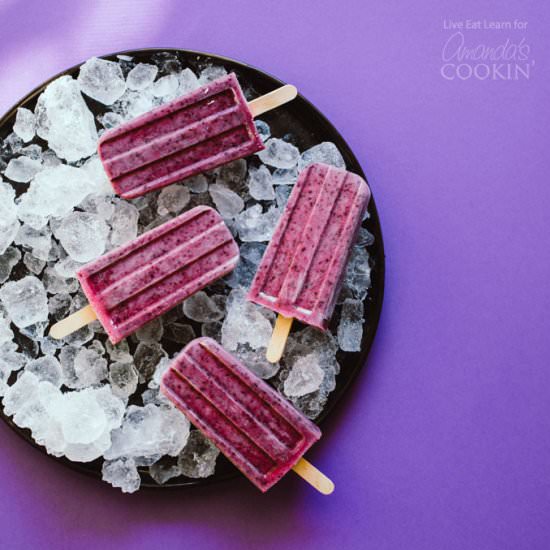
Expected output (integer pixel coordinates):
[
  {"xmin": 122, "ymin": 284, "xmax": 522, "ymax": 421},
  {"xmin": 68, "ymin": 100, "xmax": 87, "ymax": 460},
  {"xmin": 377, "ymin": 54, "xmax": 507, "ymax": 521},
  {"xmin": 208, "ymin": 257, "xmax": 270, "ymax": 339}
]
[{"xmin": 0, "ymin": 54, "xmax": 374, "ymax": 493}]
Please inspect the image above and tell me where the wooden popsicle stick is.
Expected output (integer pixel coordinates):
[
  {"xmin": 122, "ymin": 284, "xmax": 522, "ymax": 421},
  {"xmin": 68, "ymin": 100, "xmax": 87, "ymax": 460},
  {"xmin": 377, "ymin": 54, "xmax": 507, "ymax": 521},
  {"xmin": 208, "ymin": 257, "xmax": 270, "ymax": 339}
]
[
  {"xmin": 292, "ymin": 457, "xmax": 334, "ymax": 495},
  {"xmin": 266, "ymin": 314, "xmax": 293, "ymax": 363},
  {"xmin": 49, "ymin": 304, "xmax": 97, "ymax": 339},
  {"xmin": 248, "ymin": 84, "xmax": 298, "ymax": 118}
]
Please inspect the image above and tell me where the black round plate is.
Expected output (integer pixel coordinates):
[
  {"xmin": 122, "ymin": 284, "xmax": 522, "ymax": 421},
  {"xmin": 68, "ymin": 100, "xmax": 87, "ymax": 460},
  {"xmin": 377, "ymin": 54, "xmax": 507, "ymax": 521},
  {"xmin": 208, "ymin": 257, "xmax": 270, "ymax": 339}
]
[{"xmin": 0, "ymin": 48, "xmax": 385, "ymax": 489}]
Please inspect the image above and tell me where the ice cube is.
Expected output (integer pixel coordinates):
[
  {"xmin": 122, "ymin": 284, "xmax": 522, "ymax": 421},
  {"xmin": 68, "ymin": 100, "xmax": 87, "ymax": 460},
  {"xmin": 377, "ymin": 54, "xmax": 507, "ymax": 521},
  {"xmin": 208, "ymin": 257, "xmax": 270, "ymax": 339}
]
[
  {"xmin": 151, "ymin": 74, "xmax": 179, "ymax": 98},
  {"xmin": 42, "ymin": 149, "xmax": 61, "ymax": 167},
  {"xmin": 183, "ymin": 291, "xmax": 224, "ymax": 323},
  {"xmin": 237, "ymin": 347, "xmax": 280, "ymax": 379},
  {"xmin": 106, "ymin": 339, "xmax": 132, "ymax": 363},
  {"xmin": 235, "ymin": 204, "xmax": 280, "ymax": 242},
  {"xmin": 13, "ymin": 107, "xmax": 36, "ymax": 142},
  {"xmin": 224, "ymin": 242, "xmax": 266, "ymax": 290},
  {"xmin": 25, "ymin": 355, "xmax": 63, "ymax": 386},
  {"xmin": 102, "ymin": 457, "xmax": 141, "ymax": 494},
  {"xmin": 109, "ymin": 200, "xmax": 139, "ymax": 248},
  {"xmin": 148, "ymin": 357, "xmax": 171, "ymax": 390},
  {"xmin": 0, "ymin": 317, "xmax": 14, "ymax": 345},
  {"xmin": 278, "ymin": 327, "xmax": 340, "ymax": 419},
  {"xmin": 177, "ymin": 68, "xmax": 200, "ymax": 95},
  {"xmin": 24, "ymin": 382, "xmax": 65, "ymax": 454},
  {"xmin": 5, "ymin": 377, "xmax": 61, "ymax": 453},
  {"xmin": 149, "ymin": 460, "xmax": 181, "ymax": 485},
  {"xmin": 114, "ymin": 89, "xmax": 155, "ymax": 119},
  {"xmin": 15, "ymin": 224, "xmax": 51, "ymax": 260},
  {"xmin": 82, "ymin": 156, "xmax": 114, "ymax": 196},
  {"xmin": 221, "ymin": 288, "xmax": 273, "ymax": 351},
  {"xmin": 19, "ymin": 320, "xmax": 47, "ymax": 342},
  {"xmin": 58, "ymin": 346, "xmax": 79, "ymax": 388},
  {"xmin": 201, "ymin": 321, "xmax": 222, "ymax": 341},
  {"xmin": 73, "ymin": 348, "xmax": 108, "ymax": 387},
  {"xmin": 98, "ymin": 111, "xmax": 123, "ymax": 129},
  {"xmin": 1, "ymin": 132, "xmax": 22, "ymax": 152},
  {"xmin": 54, "ymin": 212, "xmax": 108, "ymax": 262},
  {"xmin": 40, "ymin": 336, "xmax": 64, "ymax": 356},
  {"xmin": 80, "ymin": 193, "xmax": 115, "ymax": 221},
  {"xmin": 94, "ymin": 385, "xmax": 126, "ymax": 429},
  {"xmin": 60, "ymin": 323, "xmax": 95, "ymax": 347},
  {"xmin": 3, "ymin": 376, "xmax": 53, "ymax": 429},
  {"xmin": 0, "ymin": 180, "xmax": 17, "ymax": 226},
  {"xmin": 47, "ymin": 240, "xmax": 63, "ymax": 262},
  {"xmin": 20, "ymin": 144, "xmax": 43, "ymax": 161},
  {"xmin": 126, "ymin": 63, "xmax": 158, "ymax": 91},
  {"xmin": 0, "ymin": 247, "xmax": 21, "ymax": 284},
  {"xmin": 136, "ymin": 318, "xmax": 164, "ymax": 343},
  {"xmin": 248, "ymin": 165, "xmax": 275, "ymax": 200},
  {"xmin": 105, "ymin": 403, "xmax": 190, "ymax": 461},
  {"xmin": 0, "ymin": 219, "xmax": 19, "ymax": 256},
  {"xmin": 274, "ymin": 185, "xmax": 292, "ymax": 209},
  {"xmin": 35, "ymin": 76, "xmax": 98, "ymax": 162},
  {"xmin": 63, "ymin": 428, "xmax": 112, "ymax": 463},
  {"xmin": 0, "ymin": 341, "xmax": 27, "ymax": 388},
  {"xmin": 337, "ymin": 299, "xmax": 364, "ymax": 352},
  {"xmin": 4, "ymin": 156, "xmax": 42, "ymax": 183},
  {"xmin": 141, "ymin": 387, "xmax": 169, "ymax": 407},
  {"xmin": 48, "ymin": 293, "xmax": 71, "ymax": 320},
  {"xmin": 54, "ymin": 256, "xmax": 83, "ymax": 279},
  {"xmin": 283, "ymin": 352, "xmax": 325, "ymax": 397},
  {"xmin": 209, "ymin": 183, "xmax": 244, "ymax": 218},
  {"xmin": 2, "ymin": 371, "xmax": 38, "ymax": 413},
  {"xmin": 157, "ymin": 185, "xmax": 190, "ymax": 216},
  {"xmin": 257, "ymin": 138, "xmax": 299, "ymax": 169},
  {"xmin": 177, "ymin": 430, "xmax": 219, "ymax": 478},
  {"xmin": 77, "ymin": 57, "xmax": 127, "ymax": 105},
  {"xmin": 0, "ymin": 276, "xmax": 48, "ymax": 328},
  {"xmin": 339, "ymin": 247, "xmax": 371, "ymax": 302},
  {"xmin": 272, "ymin": 166, "xmax": 298, "ymax": 186},
  {"xmin": 217, "ymin": 159, "xmax": 247, "ymax": 188},
  {"xmin": 254, "ymin": 119, "xmax": 271, "ymax": 142},
  {"xmin": 298, "ymin": 142, "xmax": 345, "ymax": 171},
  {"xmin": 355, "ymin": 227, "xmax": 375, "ymax": 248},
  {"xmin": 198, "ymin": 65, "xmax": 227, "ymax": 84},
  {"xmin": 183, "ymin": 174, "xmax": 208, "ymax": 194},
  {"xmin": 89, "ymin": 340, "xmax": 105, "ymax": 356},
  {"xmin": 109, "ymin": 361, "xmax": 139, "ymax": 398},
  {"xmin": 165, "ymin": 323, "xmax": 195, "ymax": 345},
  {"xmin": 48, "ymin": 388, "xmax": 108, "ymax": 444},
  {"xmin": 134, "ymin": 342, "xmax": 166, "ymax": 383},
  {"xmin": 17, "ymin": 165, "xmax": 99, "ymax": 229}
]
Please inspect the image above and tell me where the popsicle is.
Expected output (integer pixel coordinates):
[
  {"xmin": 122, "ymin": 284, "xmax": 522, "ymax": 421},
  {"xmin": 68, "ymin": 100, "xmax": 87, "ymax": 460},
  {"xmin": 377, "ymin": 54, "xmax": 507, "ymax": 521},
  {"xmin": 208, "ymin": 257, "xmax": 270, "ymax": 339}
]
[
  {"xmin": 49, "ymin": 206, "xmax": 239, "ymax": 343},
  {"xmin": 161, "ymin": 337, "xmax": 333, "ymax": 494},
  {"xmin": 98, "ymin": 73, "xmax": 297, "ymax": 199},
  {"xmin": 247, "ymin": 163, "xmax": 371, "ymax": 362}
]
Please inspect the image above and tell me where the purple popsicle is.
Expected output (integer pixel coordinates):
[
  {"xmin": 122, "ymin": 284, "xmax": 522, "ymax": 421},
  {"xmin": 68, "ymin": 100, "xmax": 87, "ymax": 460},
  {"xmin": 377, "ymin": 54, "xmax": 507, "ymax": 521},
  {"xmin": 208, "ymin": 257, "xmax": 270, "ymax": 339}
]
[
  {"xmin": 160, "ymin": 337, "xmax": 322, "ymax": 492},
  {"xmin": 98, "ymin": 73, "xmax": 264, "ymax": 199},
  {"xmin": 247, "ymin": 162, "xmax": 371, "ymax": 331},
  {"xmin": 76, "ymin": 206, "xmax": 238, "ymax": 343}
]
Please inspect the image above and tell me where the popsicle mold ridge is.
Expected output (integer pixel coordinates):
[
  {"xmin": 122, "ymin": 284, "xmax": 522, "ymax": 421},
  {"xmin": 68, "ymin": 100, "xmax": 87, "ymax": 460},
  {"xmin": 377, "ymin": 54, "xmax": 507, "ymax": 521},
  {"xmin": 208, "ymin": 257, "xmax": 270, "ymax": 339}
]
[
  {"xmin": 160, "ymin": 337, "xmax": 322, "ymax": 492},
  {"xmin": 247, "ymin": 163, "xmax": 371, "ymax": 330},
  {"xmin": 77, "ymin": 206, "xmax": 239, "ymax": 343},
  {"xmin": 98, "ymin": 73, "xmax": 264, "ymax": 198}
]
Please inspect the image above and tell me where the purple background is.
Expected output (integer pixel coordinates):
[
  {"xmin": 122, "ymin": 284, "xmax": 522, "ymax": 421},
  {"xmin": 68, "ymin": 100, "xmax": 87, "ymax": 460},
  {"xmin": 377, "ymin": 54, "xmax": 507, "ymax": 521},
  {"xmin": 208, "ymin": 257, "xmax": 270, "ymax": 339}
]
[{"xmin": 1, "ymin": 1, "xmax": 549, "ymax": 548}]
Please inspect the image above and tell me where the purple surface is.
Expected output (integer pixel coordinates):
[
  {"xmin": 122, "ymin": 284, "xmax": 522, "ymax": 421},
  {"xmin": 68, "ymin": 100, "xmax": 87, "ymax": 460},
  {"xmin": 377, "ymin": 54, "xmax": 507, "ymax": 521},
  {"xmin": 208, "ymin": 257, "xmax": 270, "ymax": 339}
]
[{"xmin": 0, "ymin": 1, "xmax": 549, "ymax": 549}]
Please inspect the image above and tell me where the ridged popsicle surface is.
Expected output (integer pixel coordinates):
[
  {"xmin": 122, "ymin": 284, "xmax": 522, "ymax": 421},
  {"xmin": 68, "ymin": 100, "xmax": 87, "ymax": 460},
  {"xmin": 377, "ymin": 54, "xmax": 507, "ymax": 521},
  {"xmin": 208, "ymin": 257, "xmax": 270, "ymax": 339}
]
[
  {"xmin": 161, "ymin": 337, "xmax": 321, "ymax": 492},
  {"xmin": 98, "ymin": 73, "xmax": 264, "ymax": 198},
  {"xmin": 77, "ymin": 206, "xmax": 239, "ymax": 343},
  {"xmin": 247, "ymin": 163, "xmax": 371, "ymax": 330}
]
